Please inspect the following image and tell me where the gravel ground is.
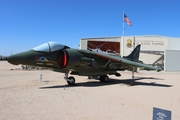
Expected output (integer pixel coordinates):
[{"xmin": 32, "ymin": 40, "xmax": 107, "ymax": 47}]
[{"xmin": 0, "ymin": 61, "xmax": 180, "ymax": 120}]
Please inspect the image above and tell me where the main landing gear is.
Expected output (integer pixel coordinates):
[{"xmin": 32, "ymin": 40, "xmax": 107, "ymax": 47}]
[
  {"xmin": 99, "ymin": 75, "xmax": 109, "ymax": 82},
  {"xmin": 64, "ymin": 70, "xmax": 75, "ymax": 85},
  {"xmin": 88, "ymin": 75, "xmax": 110, "ymax": 82},
  {"xmin": 64, "ymin": 71, "xmax": 110, "ymax": 85}
]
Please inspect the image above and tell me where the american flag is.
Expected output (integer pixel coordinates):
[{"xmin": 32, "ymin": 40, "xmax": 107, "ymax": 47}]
[{"xmin": 124, "ymin": 14, "xmax": 132, "ymax": 26}]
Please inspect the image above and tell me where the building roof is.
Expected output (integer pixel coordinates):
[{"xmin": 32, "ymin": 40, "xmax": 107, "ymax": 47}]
[{"xmin": 81, "ymin": 35, "xmax": 180, "ymax": 40}]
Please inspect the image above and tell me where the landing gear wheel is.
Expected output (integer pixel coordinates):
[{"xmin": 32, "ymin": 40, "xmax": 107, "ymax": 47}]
[
  {"xmin": 67, "ymin": 76, "xmax": 75, "ymax": 85},
  {"xmin": 99, "ymin": 75, "xmax": 109, "ymax": 82},
  {"xmin": 88, "ymin": 76, "xmax": 92, "ymax": 79}
]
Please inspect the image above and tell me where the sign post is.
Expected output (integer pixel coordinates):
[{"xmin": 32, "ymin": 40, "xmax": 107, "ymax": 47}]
[{"xmin": 40, "ymin": 74, "xmax": 42, "ymax": 81}]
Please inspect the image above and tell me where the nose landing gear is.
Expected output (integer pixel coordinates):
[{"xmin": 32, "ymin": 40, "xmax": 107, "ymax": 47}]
[{"xmin": 64, "ymin": 70, "xmax": 76, "ymax": 85}]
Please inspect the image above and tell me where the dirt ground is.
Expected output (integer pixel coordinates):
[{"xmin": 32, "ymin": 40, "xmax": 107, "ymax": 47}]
[{"xmin": 0, "ymin": 61, "xmax": 180, "ymax": 120}]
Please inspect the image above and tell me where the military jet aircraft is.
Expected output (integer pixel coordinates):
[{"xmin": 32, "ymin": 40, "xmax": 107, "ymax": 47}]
[{"xmin": 8, "ymin": 41, "xmax": 161, "ymax": 85}]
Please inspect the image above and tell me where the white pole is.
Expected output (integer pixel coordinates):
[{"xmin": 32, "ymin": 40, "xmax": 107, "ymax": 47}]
[
  {"xmin": 133, "ymin": 36, "xmax": 135, "ymax": 49},
  {"xmin": 40, "ymin": 74, "xmax": 42, "ymax": 81},
  {"xmin": 121, "ymin": 11, "xmax": 125, "ymax": 57},
  {"xmin": 132, "ymin": 36, "xmax": 135, "ymax": 82}
]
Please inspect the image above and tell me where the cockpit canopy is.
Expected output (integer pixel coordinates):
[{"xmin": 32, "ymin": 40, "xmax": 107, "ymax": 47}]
[{"xmin": 32, "ymin": 41, "xmax": 70, "ymax": 52}]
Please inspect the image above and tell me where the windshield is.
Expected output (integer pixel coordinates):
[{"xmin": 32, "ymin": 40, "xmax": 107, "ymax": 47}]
[{"xmin": 32, "ymin": 41, "xmax": 70, "ymax": 52}]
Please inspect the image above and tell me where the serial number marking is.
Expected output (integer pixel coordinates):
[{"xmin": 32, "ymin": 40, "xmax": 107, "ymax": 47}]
[
  {"xmin": 36, "ymin": 63, "xmax": 43, "ymax": 65},
  {"xmin": 47, "ymin": 63, "xmax": 53, "ymax": 65}
]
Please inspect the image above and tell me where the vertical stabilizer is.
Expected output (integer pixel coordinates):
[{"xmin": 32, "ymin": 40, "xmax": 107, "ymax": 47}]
[{"xmin": 123, "ymin": 44, "xmax": 141, "ymax": 61}]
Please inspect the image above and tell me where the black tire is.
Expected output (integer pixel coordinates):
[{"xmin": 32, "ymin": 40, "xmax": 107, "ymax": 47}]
[
  {"xmin": 99, "ymin": 75, "xmax": 109, "ymax": 82},
  {"xmin": 67, "ymin": 76, "xmax": 75, "ymax": 85}
]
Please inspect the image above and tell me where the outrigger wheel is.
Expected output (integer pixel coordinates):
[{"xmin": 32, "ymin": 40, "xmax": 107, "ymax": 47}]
[
  {"xmin": 99, "ymin": 75, "xmax": 109, "ymax": 82},
  {"xmin": 67, "ymin": 76, "xmax": 75, "ymax": 85}
]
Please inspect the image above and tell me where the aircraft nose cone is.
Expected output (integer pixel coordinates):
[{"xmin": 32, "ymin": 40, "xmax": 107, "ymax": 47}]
[
  {"xmin": 8, "ymin": 52, "xmax": 28, "ymax": 65},
  {"xmin": 8, "ymin": 55, "xmax": 19, "ymax": 65}
]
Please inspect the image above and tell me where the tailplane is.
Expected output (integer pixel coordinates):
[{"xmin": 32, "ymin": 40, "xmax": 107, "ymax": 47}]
[{"xmin": 123, "ymin": 44, "xmax": 141, "ymax": 62}]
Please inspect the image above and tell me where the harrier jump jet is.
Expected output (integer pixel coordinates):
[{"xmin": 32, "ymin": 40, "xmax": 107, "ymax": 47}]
[{"xmin": 8, "ymin": 42, "xmax": 161, "ymax": 85}]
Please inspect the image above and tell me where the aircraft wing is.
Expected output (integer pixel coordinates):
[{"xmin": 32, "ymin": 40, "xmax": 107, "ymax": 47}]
[
  {"xmin": 78, "ymin": 50, "xmax": 161, "ymax": 71},
  {"xmin": 119, "ymin": 57, "xmax": 160, "ymax": 71}
]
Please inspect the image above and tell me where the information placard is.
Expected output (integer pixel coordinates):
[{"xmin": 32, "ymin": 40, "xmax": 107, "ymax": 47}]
[{"xmin": 153, "ymin": 107, "xmax": 171, "ymax": 120}]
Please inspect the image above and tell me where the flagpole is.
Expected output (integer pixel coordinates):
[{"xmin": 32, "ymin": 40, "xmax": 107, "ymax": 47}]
[{"xmin": 121, "ymin": 11, "xmax": 125, "ymax": 57}]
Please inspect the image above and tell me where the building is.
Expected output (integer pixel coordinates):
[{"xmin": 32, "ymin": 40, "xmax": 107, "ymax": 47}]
[{"xmin": 79, "ymin": 35, "xmax": 180, "ymax": 71}]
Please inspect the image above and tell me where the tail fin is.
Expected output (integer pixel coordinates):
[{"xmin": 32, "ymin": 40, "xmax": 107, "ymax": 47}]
[{"xmin": 123, "ymin": 44, "xmax": 141, "ymax": 61}]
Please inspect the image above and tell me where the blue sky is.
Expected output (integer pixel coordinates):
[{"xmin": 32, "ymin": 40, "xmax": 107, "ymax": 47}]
[{"xmin": 0, "ymin": 0, "xmax": 180, "ymax": 55}]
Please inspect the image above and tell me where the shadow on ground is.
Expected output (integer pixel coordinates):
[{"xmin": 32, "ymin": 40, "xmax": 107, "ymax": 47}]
[{"xmin": 39, "ymin": 77, "xmax": 172, "ymax": 89}]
